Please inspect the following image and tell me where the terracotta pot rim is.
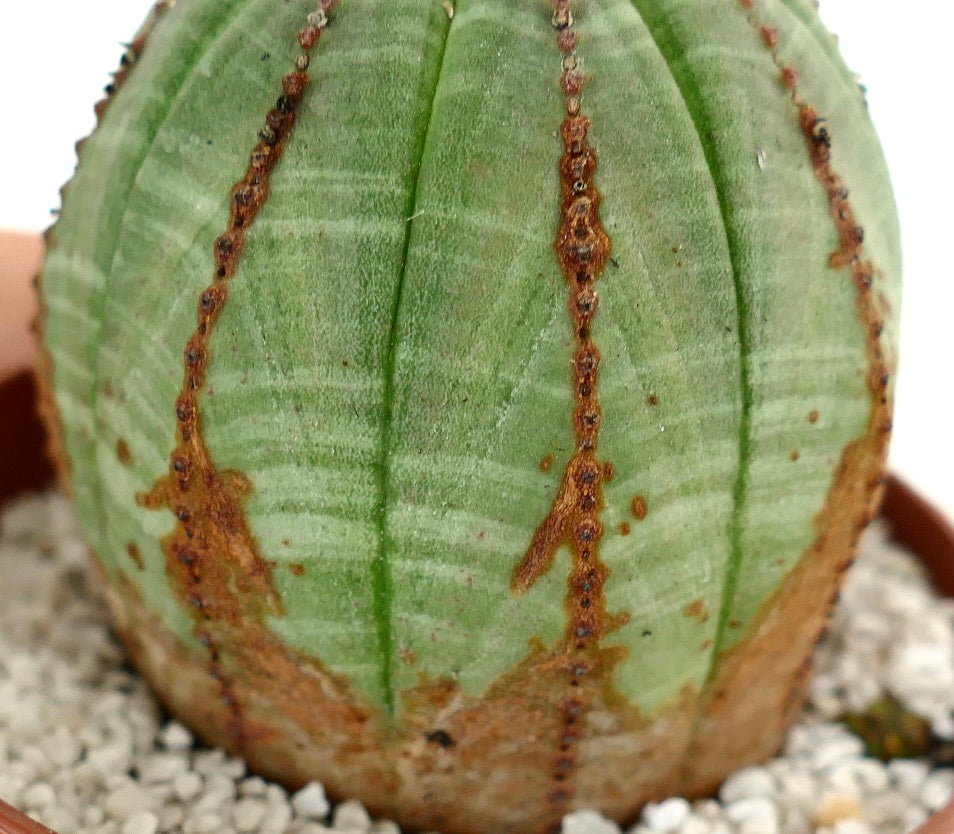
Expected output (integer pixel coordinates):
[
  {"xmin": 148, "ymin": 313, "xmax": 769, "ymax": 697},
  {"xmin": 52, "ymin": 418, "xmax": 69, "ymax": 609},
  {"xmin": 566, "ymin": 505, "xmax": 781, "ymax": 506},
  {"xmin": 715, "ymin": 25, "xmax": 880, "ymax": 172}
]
[{"xmin": 880, "ymin": 473, "xmax": 954, "ymax": 599}]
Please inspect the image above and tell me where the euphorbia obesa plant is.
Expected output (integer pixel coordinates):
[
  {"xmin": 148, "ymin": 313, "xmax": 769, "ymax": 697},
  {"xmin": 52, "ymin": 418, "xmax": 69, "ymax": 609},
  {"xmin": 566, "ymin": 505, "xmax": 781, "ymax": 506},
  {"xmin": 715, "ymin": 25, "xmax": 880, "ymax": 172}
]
[{"xmin": 38, "ymin": 0, "xmax": 900, "ymax": 831}]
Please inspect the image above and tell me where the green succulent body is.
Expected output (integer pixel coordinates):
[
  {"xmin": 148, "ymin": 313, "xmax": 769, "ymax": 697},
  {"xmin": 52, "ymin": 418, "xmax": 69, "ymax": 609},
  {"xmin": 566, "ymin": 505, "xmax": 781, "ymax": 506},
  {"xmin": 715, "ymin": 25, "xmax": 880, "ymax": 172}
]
[{"xmin": 40, "ymin": 0, "xmax": 900, "ymax": 831}]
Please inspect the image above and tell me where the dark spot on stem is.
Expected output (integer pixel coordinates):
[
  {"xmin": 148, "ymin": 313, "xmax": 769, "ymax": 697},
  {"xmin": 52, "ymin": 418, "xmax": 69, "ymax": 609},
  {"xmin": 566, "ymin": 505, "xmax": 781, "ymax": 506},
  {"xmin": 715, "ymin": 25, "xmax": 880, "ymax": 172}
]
[{"xmin": 425, "ymin": 729, "xmax": 455, "ymax": 749}]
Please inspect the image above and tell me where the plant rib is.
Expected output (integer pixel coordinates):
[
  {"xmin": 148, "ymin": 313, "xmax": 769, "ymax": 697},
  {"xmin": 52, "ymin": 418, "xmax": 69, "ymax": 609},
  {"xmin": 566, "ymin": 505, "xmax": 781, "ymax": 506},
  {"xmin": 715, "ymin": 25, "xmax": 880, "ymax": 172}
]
[
  {"xmin": 735, "ymin": 0, "xmax": 893, "ymax": 687},
  {"xmin": 36, "ymin": 3, "xmax": 176, "ymax": 490},
  {"xmin": 623, "ymin": 3, "xmax": 755, "ymax": 764},
  {"xmin": 512, "ymin": 2, "xmax": 628, "ymax": 826},
  {"xmin": 677, "ymin": 0, "xmax": 894, "ymax": 794},
  {"xmin": 374, "ymin": 1, "xmax": 456, "ymax": 720},
  {"xmin": 136, "ymin": 3, "xmax": 326, "ymax": 750}
]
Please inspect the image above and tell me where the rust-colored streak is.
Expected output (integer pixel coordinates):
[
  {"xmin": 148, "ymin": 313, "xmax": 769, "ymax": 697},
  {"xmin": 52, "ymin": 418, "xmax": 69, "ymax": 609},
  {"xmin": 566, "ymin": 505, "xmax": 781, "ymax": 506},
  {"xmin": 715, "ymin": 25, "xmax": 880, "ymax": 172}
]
[
  {"xmin": 126, "ymin": 541, "xmax": 145, "ymax": 571},
  {"xmin": 630, "ymin": 495, "xmax": 648, "ymax": 521},
  {"xmin": 33, "ymin": 332, "xmax": 71, "ymax": 493},
  {"xmin": 136, "ymin": 13, "xmax": 324, "ymax": 749},
  {"xmin": 680, "ymin": 0, "xmax": 895, "ymax": 794},
  {"xmin": 116, "ymin": 438, "xmax": 133, "ymax": 466},
  {"xmin": 511, "ymin": 3, "xmax": 630, "ymax": 825},
  {"xmin": 759, "ymin": 24, "xmax": 778, "ymax": 49},
  {"xmin": 734, "ymin": 0, "xmax": 890, "ymax": 419},
  {"xmin": 513, "ymin": 467, "xmax": 578, "ymax": 592},
  {"xmin": 683, "ymin": 598, "xmax": 709, "ymax": 624}
]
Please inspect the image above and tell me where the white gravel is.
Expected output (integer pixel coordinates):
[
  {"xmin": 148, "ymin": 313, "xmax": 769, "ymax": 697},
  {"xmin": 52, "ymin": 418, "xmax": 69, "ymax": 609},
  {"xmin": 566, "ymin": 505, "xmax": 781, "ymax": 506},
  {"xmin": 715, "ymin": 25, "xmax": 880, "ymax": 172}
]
[{"xmin": 1, "ymin": 492, "xmax": 952, "ymax": 834}]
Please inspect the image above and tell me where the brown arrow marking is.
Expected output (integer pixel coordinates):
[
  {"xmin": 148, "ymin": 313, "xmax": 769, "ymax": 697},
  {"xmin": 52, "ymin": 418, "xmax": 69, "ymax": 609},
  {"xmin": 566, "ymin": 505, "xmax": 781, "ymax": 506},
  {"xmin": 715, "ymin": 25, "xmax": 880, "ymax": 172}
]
[
  {"xmin": 512, "ymin": 2, "xmax": 630, "ymax": 827},
  {"xmin": 136, "ymin": 4, "xmax": 330, "ymax": 749}
]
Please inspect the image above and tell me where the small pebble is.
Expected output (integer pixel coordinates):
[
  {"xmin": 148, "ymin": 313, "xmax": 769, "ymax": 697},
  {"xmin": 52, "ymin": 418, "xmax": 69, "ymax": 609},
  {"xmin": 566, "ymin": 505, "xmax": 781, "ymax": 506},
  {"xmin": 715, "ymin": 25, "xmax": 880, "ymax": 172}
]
[
  {"xmin": 293, "ymin": 781, "xmax": 331, "ymax": 819},
  {"xmin": 104, "ymin": 782, "xmax": 157, "ymax": 822},
  {"xmin": 901, "ymin": 807, "xmax": 930, "ymax": 832},
  {"xmin": 232, "ymin": 797, "xmax": 267, "ymax": 831},
  {"xmin": 920, "ymin": 769, "xmax": 954, "ymax": 811},
  {"xmin": 183, "ymin": 811, "xmax": 224, "ymax": 834},
  {"xmin": 173, "ymin": 771, "xmax": 204, "ymax": 802},
  {"xmin": 137, "ymin": 752, "xmax": 188, "ymax": 783},
  {"xmin": 369, "ymin": 822, "xmax": 402, "ymax": 834},
  {"xmin": 725, "ymin": 797, "xmax": 778, "ymax": 826},
  {"xmin": 845, "ymin": 760, "xmax": 889, "ymax": 794},
  {"xmin": 810, "ymin": 736, "xmax": 866, "ymax": 770},
  {"xmin": 831, "ymin": 820, "xmax": 873, "ymax": 834},
  {"xmin": 738, "ymin": 818, "xmax": 779, "ymax": 834},
  {"xmin": 562, "ymin": 809, "xmax": 621, "ymax": 834},
  {"xmin": 333, "ymin": 799, "xmax": 372, "ymax": 831},
  {"xmin": 266, "ymin": 782, "xmax": 289, "ymax": 805},
  {"xmin": 887, "ymin": 759, "xmax": 929, "ymax": 793},
  {"xmin": 863, "ymin": 790, "xmax": 908, "ymax": 826},
  {"xmin": 643, "ymin": 798, "xmax": 690, "ymax": 833},
  {"xmin": 158, "ymin": 806, "xmax": 184, "ymax": 831},
  {"xmin": 774, "ymin": 769, "xmax": 816, "ymax": 812},
  {"xmin": 43, "ymin": 724, "xmax": 83, "ymax": 768},
  {"xmin": 21, "ymin": 781, "xmax": 56, "ymax": 810},
  {"xmin": 719, "ymin": 767, "xmax": 776, "ymax": 803},
  {"xmin": 193, "ymin": 749, "xmax": 226, "ymax": 776},
  {"xmin": 296, "ymin": 825, "xmax": 335, "ymax": 834},
  {"xmin": 261, "ymin": 800, "xmax": 293, "ymax": 834},
  {"xmin": 239, "ymin": 775, "xmax": 269, "ymax": 796},
  {"xmin": 120, "ymin": 811, "xmax": 159, "ymax": 834},
  {"xmin": 677, "ymin": 815, "xmax": 713, "ymax": 834},
  {"xmin": 813, "ymin": 793, "xmax": 862, "ymax": 827},
  {"xmin": 160, "ymin": 721, "xmax": 193, "ymax": 751}
]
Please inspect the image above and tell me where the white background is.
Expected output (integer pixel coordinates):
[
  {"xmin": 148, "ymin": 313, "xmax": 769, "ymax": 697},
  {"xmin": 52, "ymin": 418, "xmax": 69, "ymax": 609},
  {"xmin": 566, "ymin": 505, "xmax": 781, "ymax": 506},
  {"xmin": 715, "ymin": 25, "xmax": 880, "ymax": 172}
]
[{"xmin": 1, "ymin": 1, "xmax": 951, "ymax": 520}]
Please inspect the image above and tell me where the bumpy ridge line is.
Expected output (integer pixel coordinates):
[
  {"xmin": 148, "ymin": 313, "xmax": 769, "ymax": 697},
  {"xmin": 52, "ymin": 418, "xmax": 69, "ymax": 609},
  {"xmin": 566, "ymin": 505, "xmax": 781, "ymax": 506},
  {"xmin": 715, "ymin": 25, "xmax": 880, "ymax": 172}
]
[
  {"xmin": 677, "ymin": 0, "xmax": 893, "ymax": 791},
  {"xmin": 94, "ymin": 1, "xmax": 176, "ymax": 122},
  {"xmin": 36, "ymin": 1, "xmax": 175, "ymax": 493},
  {"xmin": 736, "ymin": 0, "xmax": 891, "ymax": 580},
  {"xmin": 85, "ymin": 0, "xmax": 255, "ymax": 564},
  {"xmin": 137, "ymin": 1, "xmax": 334, "ymax": 748},
  {"xmin": 512, "ymin": 3, "xmax": 627, "ymax": 827}
]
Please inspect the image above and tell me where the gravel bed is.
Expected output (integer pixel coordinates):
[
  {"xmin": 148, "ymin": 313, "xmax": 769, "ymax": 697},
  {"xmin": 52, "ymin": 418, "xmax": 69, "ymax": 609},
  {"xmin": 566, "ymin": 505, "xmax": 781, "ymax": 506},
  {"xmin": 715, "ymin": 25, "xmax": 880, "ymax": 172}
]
[{"xmin": 1, "ymin": 492, "xmax": 952, "ymax": 834}]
